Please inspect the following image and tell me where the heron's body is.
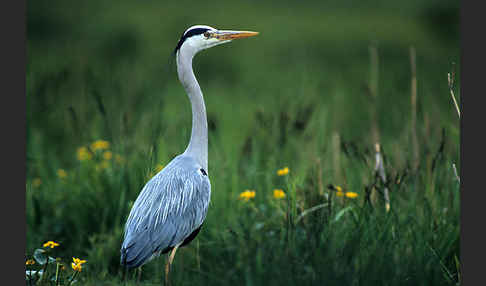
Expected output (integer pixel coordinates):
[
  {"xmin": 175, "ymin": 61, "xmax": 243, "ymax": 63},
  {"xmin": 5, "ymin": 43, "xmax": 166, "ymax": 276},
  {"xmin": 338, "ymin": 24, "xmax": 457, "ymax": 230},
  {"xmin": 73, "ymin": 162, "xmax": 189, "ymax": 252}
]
[
  {"xmin": 121, "ymin": 154, "xmax": 210, "ymax": 268},
  {"xmin": 120, "ymin": 25, "xmax": 258, "ymax": 281}
]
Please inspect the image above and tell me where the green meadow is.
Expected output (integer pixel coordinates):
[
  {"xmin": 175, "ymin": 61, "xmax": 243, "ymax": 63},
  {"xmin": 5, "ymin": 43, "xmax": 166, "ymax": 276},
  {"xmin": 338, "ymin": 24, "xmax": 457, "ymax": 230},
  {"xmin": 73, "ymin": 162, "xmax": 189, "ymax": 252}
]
[{"xmin": 26, "ymin": 0, "xmax": 460, "ymax": 285}]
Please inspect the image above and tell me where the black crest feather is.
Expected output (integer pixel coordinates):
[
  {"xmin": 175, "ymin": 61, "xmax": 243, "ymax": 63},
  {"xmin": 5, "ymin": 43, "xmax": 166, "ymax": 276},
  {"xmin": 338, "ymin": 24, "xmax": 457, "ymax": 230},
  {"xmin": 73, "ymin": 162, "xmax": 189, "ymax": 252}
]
[{"xmin": 174, "ymin": 28, "xmax": 210, "ymax": 54}]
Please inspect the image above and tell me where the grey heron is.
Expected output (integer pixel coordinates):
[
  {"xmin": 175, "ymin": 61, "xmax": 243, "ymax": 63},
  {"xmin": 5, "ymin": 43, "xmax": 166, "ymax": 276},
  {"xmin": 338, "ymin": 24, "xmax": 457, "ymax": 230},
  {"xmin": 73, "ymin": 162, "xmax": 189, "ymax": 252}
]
[{"xmin": 120, "ymin": 25, "xmax": 258, "ymax": 283}]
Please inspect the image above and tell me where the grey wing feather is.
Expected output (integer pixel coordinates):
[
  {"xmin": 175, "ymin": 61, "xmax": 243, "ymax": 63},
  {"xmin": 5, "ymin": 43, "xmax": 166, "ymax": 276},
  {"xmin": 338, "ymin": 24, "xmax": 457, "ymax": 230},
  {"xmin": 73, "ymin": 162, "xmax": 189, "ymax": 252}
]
[{"xmin": 120, "ymin": 155, "xmax": 211, "ymax": 268}]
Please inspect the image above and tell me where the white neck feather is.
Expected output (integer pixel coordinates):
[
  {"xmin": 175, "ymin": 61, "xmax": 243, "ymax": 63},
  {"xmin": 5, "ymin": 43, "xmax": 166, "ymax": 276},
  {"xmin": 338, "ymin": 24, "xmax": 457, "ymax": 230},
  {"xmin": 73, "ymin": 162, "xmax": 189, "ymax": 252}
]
[{"xmin": 176, "ymin": 46, "xmax": 208, "ymax": 172}]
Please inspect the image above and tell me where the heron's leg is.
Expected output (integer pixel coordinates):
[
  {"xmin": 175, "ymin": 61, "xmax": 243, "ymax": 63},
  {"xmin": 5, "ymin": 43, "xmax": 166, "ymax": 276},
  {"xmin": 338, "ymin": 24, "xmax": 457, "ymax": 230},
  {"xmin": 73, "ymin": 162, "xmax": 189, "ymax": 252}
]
[
  {"xmin": 137, "ymin": 266, "xmax": 142, "ymax": 285},
  {"xmin": 122, "ymin": 265, "xmax": 126, "ymax": 283},
  {"xmin": 164, "ymin": 244, "xmax": 180, "ymax": 286}
]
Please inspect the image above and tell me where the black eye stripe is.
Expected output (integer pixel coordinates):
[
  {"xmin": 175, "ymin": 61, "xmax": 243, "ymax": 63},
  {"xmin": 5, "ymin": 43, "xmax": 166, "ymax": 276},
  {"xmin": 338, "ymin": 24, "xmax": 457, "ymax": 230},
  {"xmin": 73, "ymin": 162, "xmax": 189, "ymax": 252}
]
[
  {"xmin": 200, "ymin": 168, "xmax": 207, "ymax": 176},
  {"xmin": 184, "ymin": 28, "xmax": 211, "ymax": 38},
  {"xmin": 174, "ymin": 28, "xmax": 211, "ymax": 53}
]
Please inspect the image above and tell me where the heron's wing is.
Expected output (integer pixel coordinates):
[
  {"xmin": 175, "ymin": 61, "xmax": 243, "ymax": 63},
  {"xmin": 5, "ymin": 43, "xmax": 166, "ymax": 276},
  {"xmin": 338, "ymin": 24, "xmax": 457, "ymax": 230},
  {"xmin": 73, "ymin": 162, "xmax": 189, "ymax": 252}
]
[{"xmin": 120, "ymin": 155, "xmax": 210, "ymax": 268}]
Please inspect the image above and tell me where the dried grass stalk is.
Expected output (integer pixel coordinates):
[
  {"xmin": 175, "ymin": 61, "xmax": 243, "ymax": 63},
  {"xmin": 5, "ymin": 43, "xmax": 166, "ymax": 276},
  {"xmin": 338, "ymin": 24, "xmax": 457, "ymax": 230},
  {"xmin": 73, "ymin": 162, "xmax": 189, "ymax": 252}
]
[{"xmin": 375, "ymin": 143, "xmax": 390, "ymax": 212}]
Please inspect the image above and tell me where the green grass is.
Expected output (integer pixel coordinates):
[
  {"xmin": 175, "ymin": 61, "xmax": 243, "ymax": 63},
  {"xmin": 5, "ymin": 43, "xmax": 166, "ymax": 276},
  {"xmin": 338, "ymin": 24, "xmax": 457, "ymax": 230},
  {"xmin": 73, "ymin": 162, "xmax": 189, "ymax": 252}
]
[{"xmin": 26, "ymin": 0, "xmax": 460, "ymax": 285}]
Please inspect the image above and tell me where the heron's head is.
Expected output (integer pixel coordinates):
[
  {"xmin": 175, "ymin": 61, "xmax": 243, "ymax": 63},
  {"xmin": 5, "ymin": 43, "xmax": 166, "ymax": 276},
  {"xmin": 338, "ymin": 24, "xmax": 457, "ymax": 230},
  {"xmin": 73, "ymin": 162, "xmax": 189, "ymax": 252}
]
[{"xmin": 174, "ymin": 25, "xmax": 258, "ymax": 57}]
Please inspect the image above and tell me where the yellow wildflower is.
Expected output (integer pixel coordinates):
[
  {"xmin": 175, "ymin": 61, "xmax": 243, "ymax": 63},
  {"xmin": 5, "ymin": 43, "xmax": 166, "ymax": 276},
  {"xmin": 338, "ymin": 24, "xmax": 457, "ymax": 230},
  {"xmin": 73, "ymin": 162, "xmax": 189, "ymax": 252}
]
[
  {"xmin": 273, "ymin": 189, "xmax": 286, "ymax": 199},
  {"xmin": 71, "ymin": 262, "xmax": 82, "ymax": 272},
  {"xmin": 57, "ymin": 169, "xmax": 67, "ymax": 179},
  {"xmin": 71, "ymin": 257, "xmax": 87, "ymax": 272},
  {"xmin": 345, "ymin": 192, "xmax": 358, "ymax": 199},
  {"xmin": 71, "ymin": 257, "xmax": 86, "ymax": 272},
  {"xmin": 148, "ymin": 164, "xmax": 164, "ymax": 178},
  {"xmin": 72, "ymin": 263, "xmax": 80, "ymax": 272},
  {"xmin": 72, "ymin": 258, "xmax": 87, "ymax": 265},
  {"xmin": 90, "ymin": 140, "xmax": 110, "ymax": 151},
  {"xmin": 32, "ymin": 178, "xmax": 42, "ymax": 188},
  {"xmin": 26, "ymin": 259, "xmax": 35, "ymax": 266},
  {"xmin": 336, "ymin": 191, "xmax": 344, "ymax": 197},
  {"xmin": 77, "ymin": 146, "xmax": 92, "ymax": 161},
  {"xmin": 239, "ymin": 190, "xmax": 256, "ymax": 201},
  {"xmin": 335, "ymin": 185, "xmax": 342, "ymax": 192},
  {"xmin": 43, "ymin": 241, "xmax": 60, "ymax": 248},
  {"xmin": 103, "ymin": 151, "xmax": 113, "ymax": 160},
  {"xmin": 277, "ymin": 167, "xmax": 290, "ymax": 176},
  {"xmin": 156, "ymin": 164, "xmax": 165, "ymax": 173}
]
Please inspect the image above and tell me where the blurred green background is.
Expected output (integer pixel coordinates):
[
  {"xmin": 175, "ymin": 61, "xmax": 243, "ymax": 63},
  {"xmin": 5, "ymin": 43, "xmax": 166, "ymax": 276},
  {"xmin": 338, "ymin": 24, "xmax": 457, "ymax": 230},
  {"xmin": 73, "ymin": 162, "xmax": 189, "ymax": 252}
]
[{"xmin": 26, "ymin": 0, "xmax": 460, "ymax": 285}]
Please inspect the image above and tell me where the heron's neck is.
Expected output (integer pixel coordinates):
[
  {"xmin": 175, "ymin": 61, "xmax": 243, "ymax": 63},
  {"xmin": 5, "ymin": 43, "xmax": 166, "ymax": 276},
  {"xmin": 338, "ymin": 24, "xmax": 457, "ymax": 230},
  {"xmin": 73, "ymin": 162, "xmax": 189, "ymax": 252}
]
[{"xmin": 177, "ymin": 51, "xmax": 208, "ymax": 171}]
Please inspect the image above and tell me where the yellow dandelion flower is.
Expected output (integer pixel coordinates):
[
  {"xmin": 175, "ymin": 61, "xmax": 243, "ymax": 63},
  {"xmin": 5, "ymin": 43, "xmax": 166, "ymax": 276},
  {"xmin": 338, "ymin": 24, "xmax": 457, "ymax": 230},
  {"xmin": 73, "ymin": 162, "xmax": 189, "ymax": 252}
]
[
  {"xmin": 273, "ymin": 189, "xmax": 286, "ymax": 199},
  {"xmin": 26, "ymin": 259, "xmax": 35, "ymax": 266},
  {"xmin": 71, "ymin": 257, "xmax": 86, "ymax": 272},
  {"xmin": 32, "ymin": 178, "xmax": 42, "ymax": 188},
  {"xmin": 71, "ymin": 262, "xmax": 82, "ymax": 272},
  {"xmin": 90, "ymin": 140, "xmax": 110, "ymax": 151},
  {"xmin": 277, "ymin": 167, "xmax": 290, "ymax": 176},
  {"xmin": 43, "ymin": 241, "xmax": 60, "ymax": 248},
  {"xmin": 345, "ymin": 192, "xmax": 358, "ymax": 199},
  {"xmin": 239, "ymin": 190, "xmax": 256, "ymax": 201},
  {"xmin": 77, "ymin": 146, "xmax": 92, "ymax": 161},
  {"xmin": 155, "ymin": 164, "xmax": 165, "ymax": 173},
  {"xmin": 336, "ymin": 191, "xmax": 344, "ymax": 197},
  {"xmin": 72, "ymin": 257, "xmax": 87, "ymax": 265},
  {"xmin": 103, "ymin": 151, "xmax": 113, "ymax": 160},
  {"xmin": 57, "ymin": 169, "xmax": 67, "ymax": 179}
]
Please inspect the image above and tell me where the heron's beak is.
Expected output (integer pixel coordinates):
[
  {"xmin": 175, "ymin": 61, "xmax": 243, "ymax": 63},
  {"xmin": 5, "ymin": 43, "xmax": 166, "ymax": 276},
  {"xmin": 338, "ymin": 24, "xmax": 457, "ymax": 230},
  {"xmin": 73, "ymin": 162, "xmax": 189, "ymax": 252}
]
[{"xmin": 212, "ymin": 30, "xmax": 259, "ymax": 41}]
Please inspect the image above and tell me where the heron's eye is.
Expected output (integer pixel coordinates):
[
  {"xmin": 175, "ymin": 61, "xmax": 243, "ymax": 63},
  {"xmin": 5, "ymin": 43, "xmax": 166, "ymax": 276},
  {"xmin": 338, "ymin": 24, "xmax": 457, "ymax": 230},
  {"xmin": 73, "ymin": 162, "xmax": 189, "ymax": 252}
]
[{"xmin": 203, "ymin": 31, "xmax": 211, "ymax": 38}]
